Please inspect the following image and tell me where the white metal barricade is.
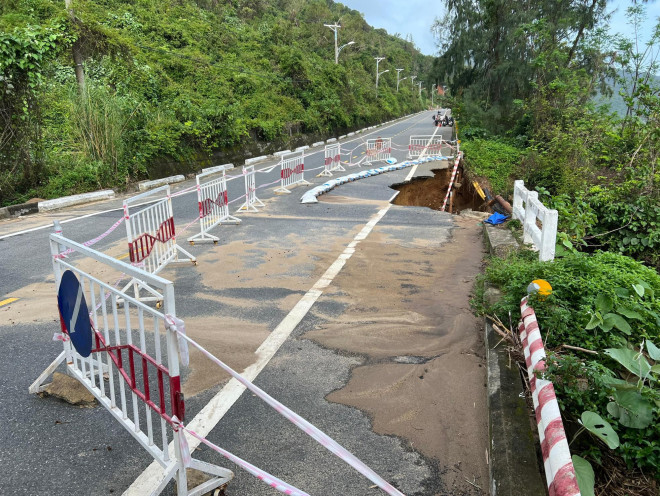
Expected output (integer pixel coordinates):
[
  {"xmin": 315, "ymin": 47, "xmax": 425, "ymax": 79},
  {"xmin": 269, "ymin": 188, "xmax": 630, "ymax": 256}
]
[
  {"xmin": 365, "ymin": 138, "xmax": 392, "ymax": 164},
  {"xmin": 512, "ymin": 180, "xmax": 559, "ymax": 262},
  {"xmin": 30, "ymin": 229, "xmax": 233, "ymax": 496},
  {"xmin": 121, "ymin": 185, "xmax": 196, "ymax": 304},
  {"xmin": 188, "ymin": 170, "xmax": 240, "ymax": 245},
  {"xmin": 236, "ymin": 165, "xmax": 265, "ymax": 213},
  {"xmin": 408, "ymin": 135, "xmax": 454, "ymax": 158},
  {"xmin": 274, "ymin": 150, "xmax": 311, "ymax": 194},
  {"xmin": 320, "ymin": 143, "xmax": 344, "ymax": 177}
]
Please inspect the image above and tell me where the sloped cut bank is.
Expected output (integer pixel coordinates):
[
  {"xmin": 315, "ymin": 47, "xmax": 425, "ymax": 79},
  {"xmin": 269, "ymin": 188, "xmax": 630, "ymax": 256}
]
[{"xmin": 392, "ymin": 169, "xmax": 482, "ymax": 213}]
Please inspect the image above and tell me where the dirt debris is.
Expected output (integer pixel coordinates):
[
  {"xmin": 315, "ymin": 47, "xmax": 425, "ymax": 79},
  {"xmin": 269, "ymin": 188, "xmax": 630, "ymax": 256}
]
[
  {"xmin": 306, "ymin": 216, "xmax": 488, "ymax": 494},
  {"xmin": 42, "ymin": 372, "xmax": 97, "ymax": 407}
]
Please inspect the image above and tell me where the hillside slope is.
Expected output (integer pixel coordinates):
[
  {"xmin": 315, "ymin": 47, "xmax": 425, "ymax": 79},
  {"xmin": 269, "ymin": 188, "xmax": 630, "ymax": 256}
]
[{"xmin": 0, "ymin": 0, "xmax": 435, "ymax": 204}]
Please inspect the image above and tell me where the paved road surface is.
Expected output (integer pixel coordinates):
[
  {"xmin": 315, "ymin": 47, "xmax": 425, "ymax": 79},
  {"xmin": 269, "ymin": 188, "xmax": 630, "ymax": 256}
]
[{"xmin": 0, "ymin": 112, "xmax": 488, "ymax": 496}]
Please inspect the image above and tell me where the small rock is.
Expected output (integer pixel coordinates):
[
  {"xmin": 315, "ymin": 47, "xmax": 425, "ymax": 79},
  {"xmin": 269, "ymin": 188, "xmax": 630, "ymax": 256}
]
[{"xmin": 42, "ymin": 372, "xmax": 97, "ymax": 407}]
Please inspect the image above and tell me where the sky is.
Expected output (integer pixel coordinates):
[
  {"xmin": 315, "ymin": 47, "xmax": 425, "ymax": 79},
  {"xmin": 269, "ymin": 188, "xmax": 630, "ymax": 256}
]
[{"xmin": 337, "ymin": 0, "xmax": 660, "ymax": 57}]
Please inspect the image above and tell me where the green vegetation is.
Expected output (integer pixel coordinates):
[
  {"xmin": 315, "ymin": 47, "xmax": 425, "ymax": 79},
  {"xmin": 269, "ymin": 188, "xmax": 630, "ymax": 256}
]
[
  {"xmin": 436, "ymin": 0, "xmax": 660, "ymax": 490},
  {"xmin": 0, "ymin": 0, "xmax": 434, "ymax": 205}
]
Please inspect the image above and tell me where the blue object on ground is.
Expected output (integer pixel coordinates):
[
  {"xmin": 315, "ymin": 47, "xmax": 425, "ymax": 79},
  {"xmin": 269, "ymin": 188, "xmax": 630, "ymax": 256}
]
[{"xmin": 485, "ymin": 212, "xmax": 509, "ymax": 225}]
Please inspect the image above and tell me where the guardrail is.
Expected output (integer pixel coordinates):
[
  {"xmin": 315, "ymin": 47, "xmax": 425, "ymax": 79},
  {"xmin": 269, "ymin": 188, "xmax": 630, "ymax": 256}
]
[
  {"xmin": 519, "ymin": 298, "xmax": 580, "ymax": 496},
  {"xmin": 512, "ymin": 180, "xmax": 558, "ymax": 262}
]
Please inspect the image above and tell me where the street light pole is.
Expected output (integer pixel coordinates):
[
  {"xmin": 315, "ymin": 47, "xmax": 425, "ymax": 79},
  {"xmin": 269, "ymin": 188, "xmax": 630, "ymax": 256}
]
[
  {"xmin": 410, "ymin": 75, "xmax": 417, "ymax": 89},
  {"xmin": 337, "ymin": 41, "xmax": 355, "ymax": 61},
  {"xmin": 377, "ymin": 69, "xmax": 389, "ymax": 89},
  {"xmin": 396, "ymin": 69, "xmax": 404, "ymax": 92},
  {"xmin": 431, "ymin": 84, "xmax": 436, "ymax": 106},
  {"xmin": 324, "ymin": 22, "xmax": 341, "ymax": 64},
  {"xmin": 375, "ymin": 57, "xmax": 385, "ymax": 88},
  {"xmin": 418, "ymin": 81, "xmax": 423, "ymax": 97}
]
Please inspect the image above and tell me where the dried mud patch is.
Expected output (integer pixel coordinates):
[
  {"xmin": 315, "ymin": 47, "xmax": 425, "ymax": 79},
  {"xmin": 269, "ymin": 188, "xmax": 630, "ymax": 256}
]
[
  {"xmin": 305, "ymin": 216, "xmax": 488, "ymax": 494},
  {"xmin": 180, "ymin": 315, "xmax": 270, "ymax": 397}
]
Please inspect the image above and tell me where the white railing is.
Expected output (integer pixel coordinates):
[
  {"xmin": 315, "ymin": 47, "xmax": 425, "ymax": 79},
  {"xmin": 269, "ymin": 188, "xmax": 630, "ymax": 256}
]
[
  {"xmin": 512, "ymin": 180, "xmax": 558, "ymax": 262},
  {"xmin": 188, "ymin": 170, "xmax": 240, "ymax": 245},
  {"xmin": 365, "ymin": 137, "xmax": 391, "ymax": 163},
  {"xmin": 274, "ymin": 150, "xmax": 310, "ymax": 194},
  {"xmin": 31, "ymin": 229, "xmax": 233, "ymax": 496}
]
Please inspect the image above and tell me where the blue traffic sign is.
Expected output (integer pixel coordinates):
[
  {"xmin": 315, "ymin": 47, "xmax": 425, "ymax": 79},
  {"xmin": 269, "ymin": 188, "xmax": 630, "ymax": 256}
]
[{"xmin": 58, "ymin": 270, "xmax": 93, "ymax": 358}]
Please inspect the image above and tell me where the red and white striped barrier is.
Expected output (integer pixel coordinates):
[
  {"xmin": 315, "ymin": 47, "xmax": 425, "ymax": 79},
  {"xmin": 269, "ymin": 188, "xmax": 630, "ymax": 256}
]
[
  {"xmin": 274, "ymin": 150, "xmax": 311, "ymax": 194},
  {"xmin": 120, "ymin": 185, "xmax": 196, "ymax": 303},
  {"xmin": 32, "ymin": 231, "xmax": 233, "ymax": 496},
  {"xmin": 188, "ymin": 169, "xmax": 241, "ymax": 245},
  {"xmin": 236, "ymin": 165, "xmax": 265, "ymax": 212},
  {"xmin": 440, "ymin": 152, "xmax": 462, "ymax": 212},
  {"xmin": 319, "ymin": 143, "xmax": 344, "ymax": 177},
  {"xmin": 408, "ymin": 135, "xmax": 455, "ymax": 159},
  {"xmin": 365, "ymin": 137, "xmax": 392, "ymax": 163},
  {"xmin": 519, "ymin": 298, "xmax": 580, "ymax": 496}
]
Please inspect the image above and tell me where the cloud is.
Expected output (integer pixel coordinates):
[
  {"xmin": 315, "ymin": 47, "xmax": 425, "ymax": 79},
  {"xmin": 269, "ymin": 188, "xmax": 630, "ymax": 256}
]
[{"xmin": 339, "ymin": 0, "xmax": 444, "ymax": 55}]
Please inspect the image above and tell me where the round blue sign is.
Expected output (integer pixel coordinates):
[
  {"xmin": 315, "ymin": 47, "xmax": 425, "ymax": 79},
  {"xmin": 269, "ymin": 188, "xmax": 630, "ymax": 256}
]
[{"xmin": 58, "ymin": 270, "xmax": 93, "ymax": 358}]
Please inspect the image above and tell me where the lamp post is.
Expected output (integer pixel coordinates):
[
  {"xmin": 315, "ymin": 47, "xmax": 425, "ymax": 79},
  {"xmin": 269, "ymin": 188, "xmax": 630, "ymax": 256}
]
[
  {"xmin": 377, "ymin": 69, "xmax": 389, "ymax": 89},
  {"xmin": 324, "ymin": 22, "xmax": 341, "ymax": 64},
  {"xmin": 418, "ymin": 81, "xmax": 423, "ymax": 97},
  {"xmin": 337, "ymin": 41, "xmax": 355, "ymax": 62},
  {"xmin": 431, "ymin": 84, "xmax": 436, "ymax": 106},
  {"xmin": 375, "ymin": 57, "xmax": 385, "ymax": 87},
  {"xmin": 410, "ymin": 75, "xmax": 417, "ymax": 88},
  {"xmin": 396, "ymin": 69, "xmax": 404, "ymax": 92}
]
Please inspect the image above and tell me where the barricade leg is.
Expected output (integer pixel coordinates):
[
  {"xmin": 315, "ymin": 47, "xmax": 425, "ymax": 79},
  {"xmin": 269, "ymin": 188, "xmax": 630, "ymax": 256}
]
[
  {"xmin": 187, "ymin": 231, "xmax": 220, "ymax": 245},
  {"xmin": 274, "ymin": 184, "xmax": 291, "ymax": 194},
  {"xmin": 173, "ymin": 242, "xmax": 197, "ymax": 266},
  {"xmin": 29, "ymin": 351, "xmax": 66, "ymax": 394}
]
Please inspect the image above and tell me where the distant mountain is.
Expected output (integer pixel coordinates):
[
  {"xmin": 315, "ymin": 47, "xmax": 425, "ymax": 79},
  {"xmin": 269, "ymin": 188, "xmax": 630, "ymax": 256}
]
[{"xmin": 595, "ymin": 72, "xmax": 660, "ymax": 117}]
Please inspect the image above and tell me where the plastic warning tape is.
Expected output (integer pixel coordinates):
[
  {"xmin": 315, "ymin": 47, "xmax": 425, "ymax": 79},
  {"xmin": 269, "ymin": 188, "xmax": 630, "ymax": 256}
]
[
  {"xmin": 165, "ymin": 317, "xmax": 406, "ymax": 496},
  {"xmin": 182, "ymin": 426, "xmax": 310, "ymax": 496},
  {"xmin": 55, "ymin": 216, "xmax": 125, "ymax": 259},
  {"xmin": 519, "ymin": 298, "xmax": 580, "ymax": 496}
]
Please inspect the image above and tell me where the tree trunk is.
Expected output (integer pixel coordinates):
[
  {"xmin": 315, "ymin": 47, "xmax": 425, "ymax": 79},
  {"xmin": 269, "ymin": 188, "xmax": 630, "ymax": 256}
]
[{"xmin": 65, "ymin": 0, "xmax": 85, "ymax": 90}]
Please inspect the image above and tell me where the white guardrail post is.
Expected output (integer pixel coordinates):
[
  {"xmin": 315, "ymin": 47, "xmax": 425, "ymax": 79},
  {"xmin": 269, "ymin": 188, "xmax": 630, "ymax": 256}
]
[
  {"xmin": 32, "ymin": 229, "xmax": 234, "ymax": 495},
  {"xmin": 511, "ymin": 180, "xmax": 558, "ymax": 262}
]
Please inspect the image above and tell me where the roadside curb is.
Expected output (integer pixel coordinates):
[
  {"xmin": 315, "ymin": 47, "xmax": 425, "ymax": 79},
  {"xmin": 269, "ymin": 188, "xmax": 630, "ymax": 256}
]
[
  {"xmin": 138, "ymin": 175, "xmax": 185, "ymax": 191},
  {"xmin": 0, "ymin": 190, "xmax": 116, "ymax": 219},
  {"xmin": 482, "ymin": 226, "xmax": 547, "ymax": 495}
]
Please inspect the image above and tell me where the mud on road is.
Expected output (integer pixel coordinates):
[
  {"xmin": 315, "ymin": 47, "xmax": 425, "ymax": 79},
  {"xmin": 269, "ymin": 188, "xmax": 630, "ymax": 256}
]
[{"xmin": 306, "ymin": 213, "xmax": 489, "ymax": 495}]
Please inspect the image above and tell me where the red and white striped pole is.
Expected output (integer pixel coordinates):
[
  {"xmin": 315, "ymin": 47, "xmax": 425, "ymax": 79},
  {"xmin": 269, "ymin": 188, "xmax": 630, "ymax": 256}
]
[
  {"xmin": 519, "ymin": 297, "xmax": 580, "ymax": 496},
  {"xmin": 440, "ymin": 152, "xmax": 462, "ymax": 212}
]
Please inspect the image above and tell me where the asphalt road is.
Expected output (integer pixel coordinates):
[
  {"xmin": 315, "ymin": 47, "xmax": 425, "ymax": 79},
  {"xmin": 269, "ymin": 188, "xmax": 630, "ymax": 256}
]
[{"xmin": 0, "ymin": 112, "xmax": 479, "ymax": 496}]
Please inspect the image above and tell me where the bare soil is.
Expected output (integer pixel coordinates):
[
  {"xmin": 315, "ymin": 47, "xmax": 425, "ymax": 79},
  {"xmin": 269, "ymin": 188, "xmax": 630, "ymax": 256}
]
[{"xmin": 392, "ymin": 168, "xmax": 483, "ymax": 213}]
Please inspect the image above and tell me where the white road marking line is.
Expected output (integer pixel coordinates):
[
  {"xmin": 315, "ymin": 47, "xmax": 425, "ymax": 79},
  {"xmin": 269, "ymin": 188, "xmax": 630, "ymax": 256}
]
[
  {"xmin": 404, "ymin": 124, "xmax": 442, "ymax": 183},
  {"xmin": 0, "ymin": 198, "xmax": 159, "ymax": 241},
  {"xmin": 124, "ymin": 203, "xmax": 393, "ymax": 495}
]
